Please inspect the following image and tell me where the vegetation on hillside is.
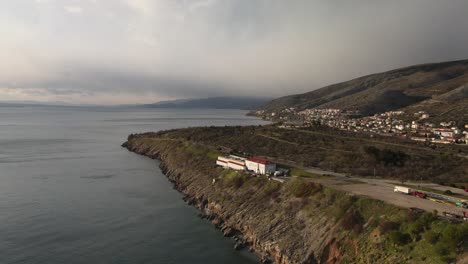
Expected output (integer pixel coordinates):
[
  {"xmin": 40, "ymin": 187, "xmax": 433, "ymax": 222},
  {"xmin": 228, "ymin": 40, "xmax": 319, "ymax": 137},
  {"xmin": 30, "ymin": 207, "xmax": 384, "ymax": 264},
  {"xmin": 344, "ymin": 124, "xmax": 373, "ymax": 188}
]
[
  {"xmin": 132, "ymin": 125, "xmax": 468, "ymax": 184},
  {"xmin": 126, "ymin": 135, "xmax": 468, "ymax": 263}
]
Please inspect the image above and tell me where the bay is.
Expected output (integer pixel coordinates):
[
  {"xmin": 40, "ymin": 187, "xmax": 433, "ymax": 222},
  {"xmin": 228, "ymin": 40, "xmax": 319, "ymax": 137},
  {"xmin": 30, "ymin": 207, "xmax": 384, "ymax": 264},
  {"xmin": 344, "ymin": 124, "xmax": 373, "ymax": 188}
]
[{"xmin": 0, "ymin": 106, "xmax": 267, "ymax": 264}]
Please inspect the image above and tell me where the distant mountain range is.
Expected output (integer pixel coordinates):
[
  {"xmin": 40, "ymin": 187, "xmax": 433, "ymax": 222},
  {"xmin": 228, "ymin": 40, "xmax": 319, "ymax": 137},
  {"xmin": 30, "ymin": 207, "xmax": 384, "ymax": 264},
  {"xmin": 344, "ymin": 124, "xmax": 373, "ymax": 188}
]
[
  {"xmin": 0, "ymin": 101, "xmax": 79, "ymax": 107},
  {"xmin": 143, "ymin": 96, "xmax": 272, "ymax": 110},
  {"xmin": 0, "ymin": 97, "xmax": 272, "ymax": 110},
  {"xmin": 255, "ymin": 59, "xmax": 468, "ymax": 123}
]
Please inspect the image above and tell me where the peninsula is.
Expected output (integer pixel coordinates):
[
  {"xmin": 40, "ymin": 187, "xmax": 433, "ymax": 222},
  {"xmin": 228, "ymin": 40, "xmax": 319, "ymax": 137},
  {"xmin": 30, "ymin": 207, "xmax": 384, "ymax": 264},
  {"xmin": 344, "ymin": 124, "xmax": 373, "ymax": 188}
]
[{"xmin": 123, "ymin": 125, "xmax": 467, "ymax": 263}]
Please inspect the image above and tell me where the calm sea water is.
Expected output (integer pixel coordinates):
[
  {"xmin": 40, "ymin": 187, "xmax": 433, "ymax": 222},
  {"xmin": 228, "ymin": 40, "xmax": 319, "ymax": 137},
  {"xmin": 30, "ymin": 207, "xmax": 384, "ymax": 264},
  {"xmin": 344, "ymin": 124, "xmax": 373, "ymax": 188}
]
[{"xmin": 0, "ymin": 106, "xmax": 267, "ymax": 264}]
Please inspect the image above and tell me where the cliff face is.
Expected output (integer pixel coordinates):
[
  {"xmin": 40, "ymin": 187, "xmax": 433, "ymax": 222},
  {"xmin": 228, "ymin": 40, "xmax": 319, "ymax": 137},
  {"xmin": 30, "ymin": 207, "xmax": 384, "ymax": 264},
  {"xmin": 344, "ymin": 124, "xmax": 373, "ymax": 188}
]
[{"xmin": 124, "ymin": 139, "xmax": 342, "ymax": 264}]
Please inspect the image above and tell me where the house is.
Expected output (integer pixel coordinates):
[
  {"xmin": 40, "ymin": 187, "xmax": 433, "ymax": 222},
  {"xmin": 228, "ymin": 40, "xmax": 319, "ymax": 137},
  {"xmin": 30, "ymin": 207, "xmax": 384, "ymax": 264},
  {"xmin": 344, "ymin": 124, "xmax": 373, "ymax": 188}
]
[
  {"xmin": 451, "ymin": 127, "xmax": 461, "ymax": 135},
  {"xmin": 431, "ymin": 138, "xmax": 453, "ymax": 144},
  {"xmin": 282, "ymin": 120, "xmax": 305, "ymax": 128},
  {"xmin": 440, "ymin": 121, "xmax": 454, "ymax": 127},
  {"xmin": 395, "ymin": 124, "xmax": 405, "ymax": 131},
  {"xmin": 411, "ymin": 137, "xmax": 427, "ymax": 142},
  {"xmin": 433, "ymin": 128, "xmax": 454, "ymax": 138},
  {"xmin": 216, "ymin": 156, "xmax": 246, "ymax": 171},
  {"xmin": 245, "ymin": 157, "xmax": 276, "ymax": 175}
]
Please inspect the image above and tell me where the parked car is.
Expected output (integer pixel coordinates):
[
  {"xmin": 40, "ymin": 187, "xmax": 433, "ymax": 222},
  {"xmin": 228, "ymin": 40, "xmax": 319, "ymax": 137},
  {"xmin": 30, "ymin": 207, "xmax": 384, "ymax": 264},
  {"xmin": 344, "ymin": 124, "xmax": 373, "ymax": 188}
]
[
  {"xmin": 455, "ymin": 201, "xmax": 468, "ymax": 209},
  {"xmin": 273, "ymin": 171, "xmax": 284, "ymax": 176}
]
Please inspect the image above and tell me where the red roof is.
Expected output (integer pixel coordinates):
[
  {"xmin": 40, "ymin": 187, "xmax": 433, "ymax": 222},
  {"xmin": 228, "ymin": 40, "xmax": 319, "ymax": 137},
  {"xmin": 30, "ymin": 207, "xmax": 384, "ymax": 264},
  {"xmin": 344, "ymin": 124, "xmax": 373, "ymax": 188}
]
[{"xmin": 247, "ymin": 157, "xmax": 269, "ymax": 165}]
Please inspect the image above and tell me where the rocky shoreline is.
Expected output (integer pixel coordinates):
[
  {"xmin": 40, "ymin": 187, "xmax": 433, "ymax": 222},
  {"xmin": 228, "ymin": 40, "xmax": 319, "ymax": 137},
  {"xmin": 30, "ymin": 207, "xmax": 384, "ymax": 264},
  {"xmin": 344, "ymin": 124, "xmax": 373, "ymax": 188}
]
[
  {"xmin": 164, "ymin": 161, "xmax": 258, "ymax": 259},
  {"xmin": 124, "ymin": 142, "xmax": 277, "ymax": 263},
  {"xmin": 122, "ymin": 139, "xmax": 340, "ymax": 264}
]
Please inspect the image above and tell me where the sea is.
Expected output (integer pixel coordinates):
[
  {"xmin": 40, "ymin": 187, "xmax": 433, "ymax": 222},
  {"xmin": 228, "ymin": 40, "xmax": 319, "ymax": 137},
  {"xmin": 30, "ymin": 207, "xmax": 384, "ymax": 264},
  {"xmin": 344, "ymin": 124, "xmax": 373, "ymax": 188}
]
[{"xmin": 0, "ymin": 106, "xmax": 268, "ymax": 264}]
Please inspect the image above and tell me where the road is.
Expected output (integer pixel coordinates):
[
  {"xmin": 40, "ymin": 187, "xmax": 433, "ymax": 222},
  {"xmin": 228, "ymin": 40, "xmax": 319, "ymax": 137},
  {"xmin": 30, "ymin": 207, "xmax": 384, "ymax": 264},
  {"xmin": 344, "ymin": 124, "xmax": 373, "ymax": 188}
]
[
  {"xmin": 416, "ymin": 183, "xmax": 468, "ymax": 197},
  {"xmin": 264, "ymin": 155, "xmax": 466, "ymax": 216},
  {"xmin": 300, "ymin": 167, "xmax": 467, "ymax": 216}
]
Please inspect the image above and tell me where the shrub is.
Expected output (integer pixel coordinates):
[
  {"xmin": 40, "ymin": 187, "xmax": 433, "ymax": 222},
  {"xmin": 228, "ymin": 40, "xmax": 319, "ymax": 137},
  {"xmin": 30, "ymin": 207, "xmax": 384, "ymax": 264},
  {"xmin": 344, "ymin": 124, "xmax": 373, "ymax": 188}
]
[
  {"xmin": 353, "ymin": 223, "xmax": 364, "ymax": 234},
  {"xmin": 206, "ymin": 152, "xmax": 219, "ymax": 160},
  {"xmin": 405, "ymin": 212, "xmax": 437, "ymax": 241},
  {"xmin": 423, "ymin": 231, "xmax": 439, "ymax": 244},
  {"xmin": 407, "ymin": 221, "xmax": 425, "ymax": 240},
  {"xmin": 364, "ymin": 146, "xmax": 380, "ymax": 159},
  {"xmin": 379, "ymin": 221, "xmax": 400, "ymax": 234},
  {"xmin": 230, "ymin": 175, "xmax": 246, "ymax": 188},
  {"xmin": 406, "ymin": 210, "xmax": 421, "ymax": 223},
  {"xmin": 341, "ymin": 209, "xmax": 364, "ymax": 232},
  {"xmin": 417, "ymin": 212, "xmax": 437, "ymax": 229},
  {"xmin": 222, "ymin": 171, "xmax": 246, "ymax": 189},
  {"xmin": 287, "ymin": 178, "xmax": 322, "ymax": 198},
  {"xmin": 364, "ymin": 146, "xmax": 408, "ymax": 167},
  {"xmin": 443, "ymin": 190, "xmax": 453, "ymax": 195},
  {"xmin": 263, "ymin": 181, "xmax": 282, "ymax": 196},
  {"xmin": 434, "ymin": 242, "xmax": 450, "ymax": 256},
  {"xmin": 388, "ymin": 231, "xmax": 411, "ymax": 246},
  {"xmin": 438, "ymin": 224, "xmax": 468, "ymax": 247},
  {"xmin": 331, "ymin": 195, "xmax": 354, "ymax": 219}
]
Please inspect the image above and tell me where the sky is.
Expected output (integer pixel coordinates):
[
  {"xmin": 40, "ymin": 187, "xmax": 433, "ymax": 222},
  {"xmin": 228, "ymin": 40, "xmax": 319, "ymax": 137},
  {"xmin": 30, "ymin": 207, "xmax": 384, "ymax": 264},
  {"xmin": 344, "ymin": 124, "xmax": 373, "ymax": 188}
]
[{"xmin": 1, "ymin": 0, "xmax": 468, "ymax": 105}]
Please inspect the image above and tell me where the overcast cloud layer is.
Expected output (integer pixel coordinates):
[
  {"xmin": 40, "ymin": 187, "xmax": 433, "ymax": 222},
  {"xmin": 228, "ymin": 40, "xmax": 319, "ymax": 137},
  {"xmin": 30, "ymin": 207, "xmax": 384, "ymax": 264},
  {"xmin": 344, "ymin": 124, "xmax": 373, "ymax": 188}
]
[{"xmin": 1, "ymin": 0, "xmax": 468, "ymax": 104}]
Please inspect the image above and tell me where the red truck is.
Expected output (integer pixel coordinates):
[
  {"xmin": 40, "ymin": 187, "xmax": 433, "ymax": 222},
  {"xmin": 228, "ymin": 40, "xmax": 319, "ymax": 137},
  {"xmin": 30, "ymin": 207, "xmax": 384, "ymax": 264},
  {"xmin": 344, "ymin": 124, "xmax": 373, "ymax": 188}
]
[{"xmin": 411, "ymin": 191, "xmax": 427, "ymax": 199}]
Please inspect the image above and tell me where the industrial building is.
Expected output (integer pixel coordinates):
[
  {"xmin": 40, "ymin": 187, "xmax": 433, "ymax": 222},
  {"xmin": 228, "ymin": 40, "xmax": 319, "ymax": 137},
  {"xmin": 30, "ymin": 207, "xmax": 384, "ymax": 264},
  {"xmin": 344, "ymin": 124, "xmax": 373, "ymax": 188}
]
[
  {"xmin": 245, "ymin": 157, "xmax": 276, "ymax": 175},
  {"xmin": 216, "ymin": 155, "xmax": 246, "ymax": 171},
  {"xmin": 216, "ymin": 155, "xmax": 277, "ymax": 175}
]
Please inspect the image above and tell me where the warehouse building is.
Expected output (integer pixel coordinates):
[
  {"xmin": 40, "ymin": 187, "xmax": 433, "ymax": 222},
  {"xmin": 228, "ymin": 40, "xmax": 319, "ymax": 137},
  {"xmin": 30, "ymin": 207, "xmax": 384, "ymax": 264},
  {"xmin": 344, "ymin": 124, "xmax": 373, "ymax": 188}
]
[
  {"xmin": 245, "ymin": 157, "xmax": 276, "ymax": 175},
  {"xmin": 216, "ymin": 155, "xmax": 246, "ymax": 171}
]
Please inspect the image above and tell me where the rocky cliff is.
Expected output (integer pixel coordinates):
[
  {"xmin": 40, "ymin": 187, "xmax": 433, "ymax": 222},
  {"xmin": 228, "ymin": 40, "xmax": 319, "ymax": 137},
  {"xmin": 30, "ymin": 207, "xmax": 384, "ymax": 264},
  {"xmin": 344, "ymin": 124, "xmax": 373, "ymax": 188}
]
[
  {"xmin": 124, "ymin": 138, "xmax": 341, "ymax": 263},
  {"xmin": 122, "ymin": 134, "xmax": 467, "ymax": 264}
]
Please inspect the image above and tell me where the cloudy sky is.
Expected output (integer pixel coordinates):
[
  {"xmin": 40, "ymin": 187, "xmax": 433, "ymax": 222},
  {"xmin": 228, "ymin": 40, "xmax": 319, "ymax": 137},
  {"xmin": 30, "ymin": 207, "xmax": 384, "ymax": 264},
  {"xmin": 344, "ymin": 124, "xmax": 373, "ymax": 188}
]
[{"xmin": 1, "ymin": 0, "xmax": 468, "ymax": 104}]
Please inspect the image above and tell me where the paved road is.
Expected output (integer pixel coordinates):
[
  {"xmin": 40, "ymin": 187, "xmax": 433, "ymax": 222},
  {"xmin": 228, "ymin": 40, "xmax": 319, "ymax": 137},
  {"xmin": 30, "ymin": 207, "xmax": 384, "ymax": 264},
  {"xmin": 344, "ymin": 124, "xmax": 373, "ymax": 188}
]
[
  {"xmin": 417, "ymin": 183, "xmax": 468, "ymax": 197},
  {"xmin": 265, "ymin": 156, "xmax": 467, "ymax": 216},
  {"xmin": 301, "ymin": 168, "xmax": 467, "ymax": 216}
]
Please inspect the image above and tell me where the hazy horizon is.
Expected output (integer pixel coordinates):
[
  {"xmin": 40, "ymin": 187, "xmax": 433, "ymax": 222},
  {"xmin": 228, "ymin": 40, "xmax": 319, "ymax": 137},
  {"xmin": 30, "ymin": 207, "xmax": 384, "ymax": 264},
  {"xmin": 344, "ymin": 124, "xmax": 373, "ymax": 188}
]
[{"xmin": 2, "ymin": 0, "xmax": 468, "ymax": 104}]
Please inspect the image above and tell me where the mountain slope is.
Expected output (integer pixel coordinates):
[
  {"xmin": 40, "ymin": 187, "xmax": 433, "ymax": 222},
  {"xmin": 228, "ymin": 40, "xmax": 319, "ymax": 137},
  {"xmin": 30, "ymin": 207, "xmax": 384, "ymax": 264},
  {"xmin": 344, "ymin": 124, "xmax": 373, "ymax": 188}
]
[
  {"xmin": 144, "ymin": 96, "xmax": 272, "ymax": 110},
  {"xmin": 257, "ymin": 60, "xmax": 468, "ymax": 122}
]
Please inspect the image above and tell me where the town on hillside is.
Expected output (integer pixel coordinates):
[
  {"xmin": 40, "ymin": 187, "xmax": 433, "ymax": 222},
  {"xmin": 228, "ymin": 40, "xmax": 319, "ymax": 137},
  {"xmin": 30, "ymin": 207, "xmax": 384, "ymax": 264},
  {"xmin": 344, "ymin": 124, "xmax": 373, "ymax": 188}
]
[{"xmin": 256, "ymin": 108, "xmax": 468, "ymax": 145}]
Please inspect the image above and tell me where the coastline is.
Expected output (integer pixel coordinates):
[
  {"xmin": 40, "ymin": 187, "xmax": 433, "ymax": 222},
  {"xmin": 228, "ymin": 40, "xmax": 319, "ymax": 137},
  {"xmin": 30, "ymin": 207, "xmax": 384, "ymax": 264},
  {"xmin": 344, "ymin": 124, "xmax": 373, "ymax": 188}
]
[
  {"xmin": 122, "ymin": 131, "xmax": 468, "ymax": 264},
  {"xmin": 123, "ymin": 142, "xmax": 282, "ymax": 263},
  {"xmin": 122, "ymin": 139, "xmax": 336, "ymax": 264}
]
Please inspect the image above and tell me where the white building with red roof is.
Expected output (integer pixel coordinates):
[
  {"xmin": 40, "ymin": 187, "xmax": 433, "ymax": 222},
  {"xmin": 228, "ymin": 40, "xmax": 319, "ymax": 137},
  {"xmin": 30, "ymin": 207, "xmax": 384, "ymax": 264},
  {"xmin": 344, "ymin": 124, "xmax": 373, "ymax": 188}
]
[{"xmin": 245, "ymin": 157, "xmax": 276, "ymax": 175}]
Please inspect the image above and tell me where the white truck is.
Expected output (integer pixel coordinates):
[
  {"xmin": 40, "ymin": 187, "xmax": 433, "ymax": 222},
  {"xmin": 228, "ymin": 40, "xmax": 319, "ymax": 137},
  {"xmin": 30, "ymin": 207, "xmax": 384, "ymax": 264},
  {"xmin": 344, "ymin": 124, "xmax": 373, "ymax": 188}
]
[{"xmin": 394, "ymin": 186, "xmax": 413, "ymax": 194}]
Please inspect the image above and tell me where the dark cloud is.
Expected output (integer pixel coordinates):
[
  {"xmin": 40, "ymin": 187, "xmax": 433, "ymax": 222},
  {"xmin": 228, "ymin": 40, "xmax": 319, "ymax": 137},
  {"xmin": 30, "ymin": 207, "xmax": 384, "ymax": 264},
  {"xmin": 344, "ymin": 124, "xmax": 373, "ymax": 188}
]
[{"xmin": 1, "ymin": 0, "xmax": 468, "ymax": 103}]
